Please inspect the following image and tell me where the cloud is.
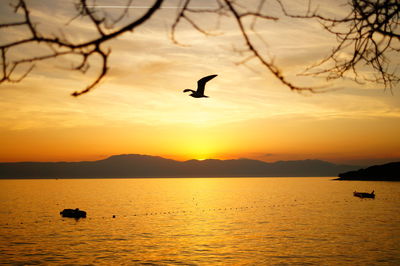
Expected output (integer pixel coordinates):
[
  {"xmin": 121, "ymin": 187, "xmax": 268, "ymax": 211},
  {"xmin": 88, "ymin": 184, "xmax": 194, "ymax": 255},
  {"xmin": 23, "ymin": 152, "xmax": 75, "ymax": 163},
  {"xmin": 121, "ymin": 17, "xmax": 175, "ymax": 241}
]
[{"xmin": 263, "ymin": 153, "xmax": 275, "ymax": 157}]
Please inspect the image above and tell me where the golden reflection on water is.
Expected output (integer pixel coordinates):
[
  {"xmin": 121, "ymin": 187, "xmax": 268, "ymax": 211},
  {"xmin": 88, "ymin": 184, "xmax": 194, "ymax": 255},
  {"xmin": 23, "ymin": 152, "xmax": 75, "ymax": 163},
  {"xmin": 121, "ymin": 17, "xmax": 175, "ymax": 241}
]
[{"xmin": 0, "ymin": 177, "xmax": 400, "ymax": 264}]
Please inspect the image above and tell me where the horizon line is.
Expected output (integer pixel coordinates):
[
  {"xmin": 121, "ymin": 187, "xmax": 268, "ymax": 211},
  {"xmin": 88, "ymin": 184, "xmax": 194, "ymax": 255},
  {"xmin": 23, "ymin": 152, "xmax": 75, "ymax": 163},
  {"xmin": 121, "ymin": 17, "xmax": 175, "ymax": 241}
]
[{"xmin": 1, "ymin": 153, "xmax": 398, "ymax": 166}]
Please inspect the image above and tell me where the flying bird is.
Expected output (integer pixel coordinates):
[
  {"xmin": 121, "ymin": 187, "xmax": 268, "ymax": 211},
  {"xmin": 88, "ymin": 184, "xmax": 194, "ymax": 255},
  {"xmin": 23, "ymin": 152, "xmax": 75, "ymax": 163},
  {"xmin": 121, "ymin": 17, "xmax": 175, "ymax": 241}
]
[{"xmin": 183, "ymin": 74, "xmax": 217, "ymax": 98}]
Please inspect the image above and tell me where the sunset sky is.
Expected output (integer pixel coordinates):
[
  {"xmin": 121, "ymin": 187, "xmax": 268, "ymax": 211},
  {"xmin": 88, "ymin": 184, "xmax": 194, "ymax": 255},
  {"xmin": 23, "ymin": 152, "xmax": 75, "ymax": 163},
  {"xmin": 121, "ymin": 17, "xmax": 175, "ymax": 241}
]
[{"xmin": 1, "ymin": 0, "xmax": 399, "ymax": 165}]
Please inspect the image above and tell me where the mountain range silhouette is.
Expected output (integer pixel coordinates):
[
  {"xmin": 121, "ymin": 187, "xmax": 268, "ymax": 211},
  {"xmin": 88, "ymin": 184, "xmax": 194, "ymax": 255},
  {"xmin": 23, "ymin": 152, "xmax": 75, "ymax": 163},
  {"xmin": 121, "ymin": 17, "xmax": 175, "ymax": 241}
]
[{"xmin": 0, "ymin": 154, "xmax": 360, "ymax": 178}]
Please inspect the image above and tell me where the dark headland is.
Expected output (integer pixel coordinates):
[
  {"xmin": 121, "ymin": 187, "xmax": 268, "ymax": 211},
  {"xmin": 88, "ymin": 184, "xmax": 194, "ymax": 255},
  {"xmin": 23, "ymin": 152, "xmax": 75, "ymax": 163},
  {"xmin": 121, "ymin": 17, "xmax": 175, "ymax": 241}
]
[
  {"xmin": 0, "ymin": 154, "xmax": 359, "ymax": 179},
  {"xmin": 336, "ymin": 162, "xmax": 400, "ymax": 181}
]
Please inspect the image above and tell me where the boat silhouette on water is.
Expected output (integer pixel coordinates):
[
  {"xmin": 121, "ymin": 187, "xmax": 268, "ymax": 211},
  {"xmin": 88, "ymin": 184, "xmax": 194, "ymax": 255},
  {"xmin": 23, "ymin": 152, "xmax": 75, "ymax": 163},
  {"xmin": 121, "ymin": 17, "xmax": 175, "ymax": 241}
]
[
  {"xmin": 353, "ymin": 190, "xmax": 375, "ymax": 199},
  {"xmin": 60, "ymin": 208, "xmax": 87, "ymax": 218}
]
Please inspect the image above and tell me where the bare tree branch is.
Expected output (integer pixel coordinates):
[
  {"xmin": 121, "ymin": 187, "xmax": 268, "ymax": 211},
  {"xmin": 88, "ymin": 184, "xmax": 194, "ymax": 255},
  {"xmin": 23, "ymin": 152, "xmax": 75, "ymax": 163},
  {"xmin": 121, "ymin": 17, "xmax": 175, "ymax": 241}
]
[
  {"xmin": 0, "ymin": 0, "xmax": 164, "ymax": 96},
  {"xmin": 278, "ymin": 0, "xmax": 400, "ymax": 90},
  {"xmin": 0, "ymin": 0, "xmax": 398, "ymax": 96},
  {"xmin": 224, "ymin": 0, "xmax": 316, "ymax": 92}
]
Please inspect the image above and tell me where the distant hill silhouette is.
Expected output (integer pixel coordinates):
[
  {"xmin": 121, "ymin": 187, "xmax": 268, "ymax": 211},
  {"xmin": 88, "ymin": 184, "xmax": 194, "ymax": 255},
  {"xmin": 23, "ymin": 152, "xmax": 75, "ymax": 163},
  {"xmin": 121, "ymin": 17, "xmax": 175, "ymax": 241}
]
[
  {"xmin": 337, "ymin": 162, "xmax": 400, "ymax": 181},
  {"xmin": 0, "ymin": 154, "xmax": 359, "ymax": 178}
]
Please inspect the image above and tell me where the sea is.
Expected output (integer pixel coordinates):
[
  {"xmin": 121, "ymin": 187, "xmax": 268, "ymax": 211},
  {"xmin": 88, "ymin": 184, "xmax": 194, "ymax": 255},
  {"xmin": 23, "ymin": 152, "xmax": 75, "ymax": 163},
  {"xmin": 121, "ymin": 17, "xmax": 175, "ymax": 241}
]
[{"xmin": 0, "ymin": 177, "xmax": 399, "ymax": 265}]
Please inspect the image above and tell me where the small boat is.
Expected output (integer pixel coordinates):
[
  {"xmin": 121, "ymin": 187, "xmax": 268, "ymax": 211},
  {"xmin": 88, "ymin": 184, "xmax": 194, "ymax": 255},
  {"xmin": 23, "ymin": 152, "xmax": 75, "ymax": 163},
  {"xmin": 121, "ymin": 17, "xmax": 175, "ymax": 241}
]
[
  {"xmin": 60, "ymin": 208, "xmax": 87, "ymax": 218},
  {"xmin": 353, "ymin": 190, "xmax": 375, "ymax": 199}
]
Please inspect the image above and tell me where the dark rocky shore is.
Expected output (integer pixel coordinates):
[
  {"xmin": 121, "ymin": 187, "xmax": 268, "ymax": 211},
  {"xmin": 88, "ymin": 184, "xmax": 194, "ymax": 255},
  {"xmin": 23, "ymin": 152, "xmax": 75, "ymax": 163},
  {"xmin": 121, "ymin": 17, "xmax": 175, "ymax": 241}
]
[{"xmin": 337, "ymin": 162, "xmax": 400, "ymax": 181}]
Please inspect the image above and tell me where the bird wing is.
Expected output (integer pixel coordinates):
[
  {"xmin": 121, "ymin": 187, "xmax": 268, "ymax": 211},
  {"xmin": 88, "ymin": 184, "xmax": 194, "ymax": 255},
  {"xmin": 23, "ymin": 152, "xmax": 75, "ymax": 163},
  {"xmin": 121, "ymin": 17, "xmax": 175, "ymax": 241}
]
[{"xmin": 197, "ymin": 74, "xmax": 217, "ymax": 94}]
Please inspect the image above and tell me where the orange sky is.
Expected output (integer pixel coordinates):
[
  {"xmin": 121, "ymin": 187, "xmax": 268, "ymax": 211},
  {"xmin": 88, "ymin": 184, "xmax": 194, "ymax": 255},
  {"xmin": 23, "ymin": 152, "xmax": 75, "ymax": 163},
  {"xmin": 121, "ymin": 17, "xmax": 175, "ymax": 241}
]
[{"xmin": 0, "ymin": 0, "xmax": 399, "ymax": 165}]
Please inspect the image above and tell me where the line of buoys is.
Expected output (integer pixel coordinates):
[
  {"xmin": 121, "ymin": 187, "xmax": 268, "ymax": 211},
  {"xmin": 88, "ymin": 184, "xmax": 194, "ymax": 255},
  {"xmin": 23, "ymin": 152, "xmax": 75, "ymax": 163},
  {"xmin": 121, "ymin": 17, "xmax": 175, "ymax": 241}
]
[
  {"xmin": 4, "ymin": 199, "xmax": 355, "ymax": 226},
  {"xmin": 127, "ymin": 202, "xmax": 303, "ymax": 217}
]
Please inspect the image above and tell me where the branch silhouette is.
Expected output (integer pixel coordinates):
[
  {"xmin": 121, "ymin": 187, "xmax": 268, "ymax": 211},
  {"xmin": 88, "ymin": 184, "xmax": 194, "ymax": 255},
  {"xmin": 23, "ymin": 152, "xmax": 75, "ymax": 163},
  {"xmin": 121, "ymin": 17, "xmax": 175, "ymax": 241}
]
[
  {"xmin": 0, "ymin": 0, "xmax": 163, "ymax": 96},
  {"xmin": 0, "ymin": 0, "xmax": 398, "ymax": 96},
  {"xmin": 277, "ymin": 0, "xmax": 400, "ymax": 90}
]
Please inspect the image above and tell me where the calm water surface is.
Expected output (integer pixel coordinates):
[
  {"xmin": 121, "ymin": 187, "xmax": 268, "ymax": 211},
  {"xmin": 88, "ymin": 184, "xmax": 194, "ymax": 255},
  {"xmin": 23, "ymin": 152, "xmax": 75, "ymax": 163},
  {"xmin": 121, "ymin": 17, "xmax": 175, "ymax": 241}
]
[{"xmin": 0, "ymin": 177, "xmax": 399, "ymax": 265}]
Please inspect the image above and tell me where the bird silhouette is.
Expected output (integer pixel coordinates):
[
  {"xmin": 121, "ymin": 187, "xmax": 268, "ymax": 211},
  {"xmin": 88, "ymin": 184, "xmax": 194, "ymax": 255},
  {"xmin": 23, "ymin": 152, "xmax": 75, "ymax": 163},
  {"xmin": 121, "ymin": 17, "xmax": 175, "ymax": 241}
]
[{"xmin": 183, "ymin": 74, "xmax": 217, "ymax": 98}]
